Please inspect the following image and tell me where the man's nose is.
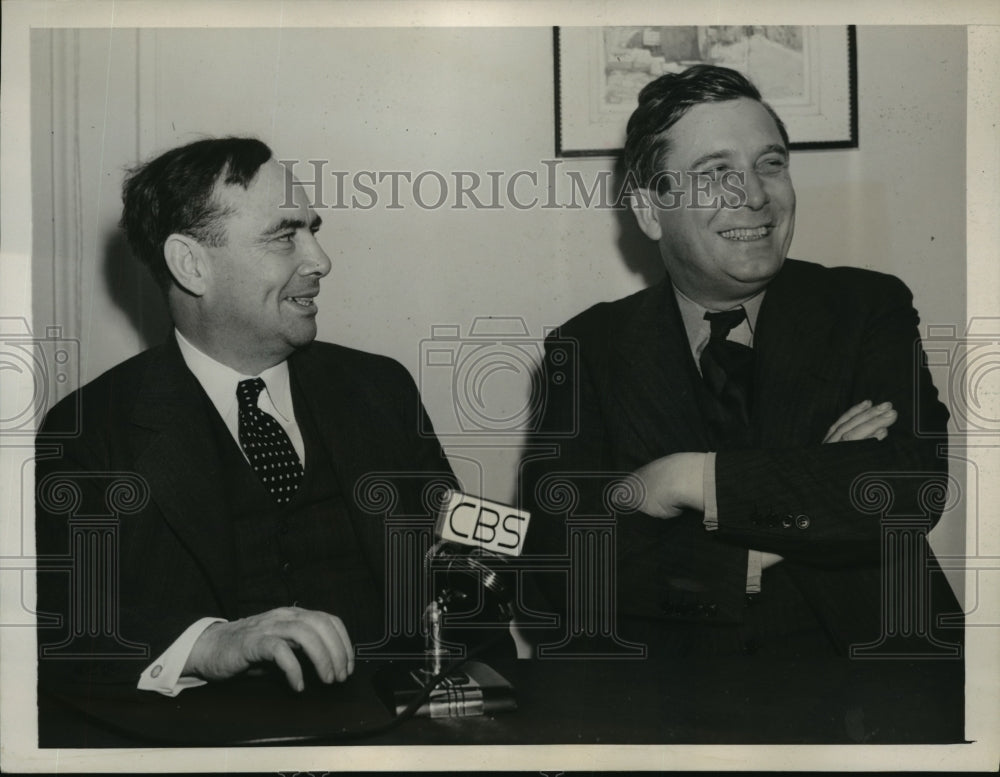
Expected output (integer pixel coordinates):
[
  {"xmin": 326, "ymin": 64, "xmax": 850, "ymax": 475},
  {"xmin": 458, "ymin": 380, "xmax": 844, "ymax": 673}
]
[
  {"xmin": 301, "ymin": 235, "xmax": 332, "ymax": 277},
  {"xmin": 741, "ymin": 170, "xmax": 770, "ymax": 210}
]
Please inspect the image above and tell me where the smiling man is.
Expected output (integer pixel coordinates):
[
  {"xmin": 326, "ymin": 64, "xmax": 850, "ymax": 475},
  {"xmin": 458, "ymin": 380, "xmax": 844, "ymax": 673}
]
[
  {"xmin": 36, "ymin": 138, "xmax": 453, "ymax": 700},
  {"xmin": 522, "ymin": 66, "xmax": 962, "ymax": 659}
]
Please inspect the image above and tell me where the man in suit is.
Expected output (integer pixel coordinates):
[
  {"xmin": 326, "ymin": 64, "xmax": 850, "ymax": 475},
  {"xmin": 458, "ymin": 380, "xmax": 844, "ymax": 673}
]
[
  {"xmin": 521, "ymin": 65, "xmax": 962, "ymax": 658},
  {"xmin": 35, "ymin": 137, "xmax": 454, "ymax": 700}
]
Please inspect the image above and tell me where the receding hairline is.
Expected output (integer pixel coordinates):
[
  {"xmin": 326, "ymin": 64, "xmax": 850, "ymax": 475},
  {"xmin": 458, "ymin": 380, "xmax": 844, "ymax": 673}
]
[{"xmin": 203, "ymin": 159, "xmax": 323, "ymax": 244}]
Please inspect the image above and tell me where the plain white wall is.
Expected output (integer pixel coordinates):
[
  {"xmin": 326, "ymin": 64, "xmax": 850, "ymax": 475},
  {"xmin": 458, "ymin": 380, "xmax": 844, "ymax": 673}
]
[{"xmin": 31, "ymin": 25, "xmax": 967, "ymax": 593}]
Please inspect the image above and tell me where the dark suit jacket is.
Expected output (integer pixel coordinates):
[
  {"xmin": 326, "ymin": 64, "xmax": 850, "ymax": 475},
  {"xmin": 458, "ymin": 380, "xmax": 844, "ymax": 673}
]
[
  {"xmin": 521, "ymin": 259, "xmax": 962, "ymax": 654},
  {"xmin": 35, "ymin": 336, "xmax": 454, "ymax": 690}
]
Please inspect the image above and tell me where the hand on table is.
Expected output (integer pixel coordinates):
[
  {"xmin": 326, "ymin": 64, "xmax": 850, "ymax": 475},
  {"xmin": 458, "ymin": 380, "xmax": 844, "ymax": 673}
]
[{"xmin": 184, "ymin": 606, "xmax": 354, "ymax": 692}]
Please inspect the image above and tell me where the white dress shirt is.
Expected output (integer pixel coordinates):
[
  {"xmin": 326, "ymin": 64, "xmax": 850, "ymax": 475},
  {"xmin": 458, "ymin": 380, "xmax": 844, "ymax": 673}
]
[{"xmin": 137, "ymin": 329, "xmax": 304, "ymax": 696}]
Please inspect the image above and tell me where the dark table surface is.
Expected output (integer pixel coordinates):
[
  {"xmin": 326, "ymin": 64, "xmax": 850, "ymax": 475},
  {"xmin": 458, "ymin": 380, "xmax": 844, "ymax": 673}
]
[{"xmin": 39, "ymin": 652, "xmax": 964, "ymax": 748}]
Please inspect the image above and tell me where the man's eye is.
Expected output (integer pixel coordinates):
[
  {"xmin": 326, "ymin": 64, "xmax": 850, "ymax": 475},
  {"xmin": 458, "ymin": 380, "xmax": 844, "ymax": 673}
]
[
  {"xmin": 696, "ymin": 168, "xmax": 726, "ymax": 182},
  {"xmin": 758, "ymin": 157, "xmax": 787, "ymax": 174},
  {"xmin": 274, "ymin": 233, "xmax": 295, "ymax": 243}
]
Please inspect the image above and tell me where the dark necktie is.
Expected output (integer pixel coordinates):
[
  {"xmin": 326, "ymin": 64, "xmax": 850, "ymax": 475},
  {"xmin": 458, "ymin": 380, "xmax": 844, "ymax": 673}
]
[
  {"xmin": 236, "ymin": 378, "xmax": 304, "ymax": 504},
  {"xmin": 699, "ymin": 308, "xmax": 754, "ymax": 439}
]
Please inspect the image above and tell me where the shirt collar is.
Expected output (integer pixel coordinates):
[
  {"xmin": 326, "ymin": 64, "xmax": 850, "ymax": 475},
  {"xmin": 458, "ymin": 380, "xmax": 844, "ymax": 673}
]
[
  {"xmin": 673, "ymin": 285, "xmax": 766, "ymax": 348},
  {"xmin": 174, "ymin": 328, "xmax": 294, "ymax": 422}
]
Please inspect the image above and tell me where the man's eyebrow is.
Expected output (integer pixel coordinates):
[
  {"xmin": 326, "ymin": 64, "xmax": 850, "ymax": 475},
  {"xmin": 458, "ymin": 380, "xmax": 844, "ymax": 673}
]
[
  {"xmin": 759, "ymin": 143, "xmax": 789, "ymax": 159},
  {"xmin": 261, "ymin": 213, "xmax": 323, "ymax": 237}
]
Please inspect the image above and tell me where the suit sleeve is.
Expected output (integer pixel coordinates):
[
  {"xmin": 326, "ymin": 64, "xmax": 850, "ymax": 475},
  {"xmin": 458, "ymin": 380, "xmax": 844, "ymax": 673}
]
[
  {"xmin": 360, "ymin": 355, "xmax": 457, "ymax": 491},
  {"xmin": 395, "ymin": 363, "xmax": 457, "ymax": 482},
  {"xmin": 712, "ymin": 274, "xmax": 951, "ymax": 566},
  {"xmin": 35, "ymin": 397, "xmax": 215, "ymax": 693},
  {"xmin": 518, "ymin": 324, "xmax": 754, "ymax": 620},
  {"xmin": 518, "ymin": 325, "xmax": 609, "ymax": 616},
  {"xmin": 520, "ymin": 325, "xmax": 615, "ymax": 555}
]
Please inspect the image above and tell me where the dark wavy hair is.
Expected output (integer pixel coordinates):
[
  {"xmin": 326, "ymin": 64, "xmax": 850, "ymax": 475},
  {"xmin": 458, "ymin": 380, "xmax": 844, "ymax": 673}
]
[
  {"xmin": 623, "ymin": 65, "xmax": 789, "ymax": 190},
  {"xmin": 120, "ymin": 137, "xmax": 273, "ymax": 290}
]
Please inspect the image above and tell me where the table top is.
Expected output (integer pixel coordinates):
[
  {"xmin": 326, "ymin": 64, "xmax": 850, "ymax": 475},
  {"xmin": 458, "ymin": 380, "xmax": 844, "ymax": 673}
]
[{"xmin": 39, "ymin": 652, "xmax": 964, "ymax": 747}]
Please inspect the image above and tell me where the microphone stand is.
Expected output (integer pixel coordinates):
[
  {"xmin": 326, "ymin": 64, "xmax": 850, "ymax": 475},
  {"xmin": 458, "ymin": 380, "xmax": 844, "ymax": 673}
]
[{"xmin": 374, "ymin": 542, "xmax": 517, "ymax": 718}]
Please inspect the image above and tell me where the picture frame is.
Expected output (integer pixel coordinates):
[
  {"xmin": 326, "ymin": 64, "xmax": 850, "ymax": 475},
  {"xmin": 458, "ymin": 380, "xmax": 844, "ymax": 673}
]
[{"xmin": 555, "ymin": 25, "xmax": 858, "ymax": 157}]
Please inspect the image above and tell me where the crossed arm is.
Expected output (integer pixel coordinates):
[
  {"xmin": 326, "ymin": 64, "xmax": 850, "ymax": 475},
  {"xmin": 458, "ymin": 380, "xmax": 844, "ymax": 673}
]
[{"xmin": 635, "ymin": 399, "xmax": 900, "ymax": 520}]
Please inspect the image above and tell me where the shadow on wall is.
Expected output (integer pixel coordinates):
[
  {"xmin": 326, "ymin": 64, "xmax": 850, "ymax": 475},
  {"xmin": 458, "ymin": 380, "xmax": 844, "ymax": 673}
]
[
  {"xmin": 103, "ymin": 227, "xmax": 172, "ymax": 350},
  {"xmin": 612, "ymin": 155, "xmax": 665, "ymax": 288}
]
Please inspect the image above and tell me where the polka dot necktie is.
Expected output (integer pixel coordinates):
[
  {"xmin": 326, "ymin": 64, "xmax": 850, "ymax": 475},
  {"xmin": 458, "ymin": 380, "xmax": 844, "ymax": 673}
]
[{"xmin": 236, "ymin": 378, "xmax": 303, "ymax": 504}]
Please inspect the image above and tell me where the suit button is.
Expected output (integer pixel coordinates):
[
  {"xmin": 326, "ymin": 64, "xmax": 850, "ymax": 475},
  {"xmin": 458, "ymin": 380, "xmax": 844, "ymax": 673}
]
[
  {"xmin": 782, "ymin": 515, "xmax": 793, "ymax": 528},
  {"xmin": 281, "ymin": 561, "xmax": 292, "ymax": 574},
  {"xmin": 796, "ymin": 514, "xmax": 810, "ymax": 529}
]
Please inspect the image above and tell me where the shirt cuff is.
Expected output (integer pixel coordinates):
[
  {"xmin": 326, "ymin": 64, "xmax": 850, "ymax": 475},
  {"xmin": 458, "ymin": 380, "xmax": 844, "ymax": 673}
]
[
  {"xmin": 137, "ymin": 617, "xmax": 227, "ymax": 696},
  {"xmin": 746, "ymin": 550, "xmax": 763, "ymax": 594},
  {"xmin": 702, "ymin": 451, "xmax": 719, "ymax": 530},
  {"xmin": 701, "ymin": 452, "xmax": 762, "ymax": 593}
]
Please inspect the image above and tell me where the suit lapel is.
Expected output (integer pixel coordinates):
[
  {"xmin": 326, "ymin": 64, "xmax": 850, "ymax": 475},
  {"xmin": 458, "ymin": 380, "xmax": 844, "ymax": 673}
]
[
  {"xmin": 289, "ymin": 348, "xmax": 387, "ymax": 590},
  {"xmin": 289, "ymin": 347, "xmax": 360, "ymax": 500},
  {"xmin": 610, "ymin": 281, "xmax": 711, "ymax": 462},
  {"xmin": 129, "ymin": 338, "xmax": 240, "ymax": 614},
  {"xmin": 608, "ymin": 262, "xmax": 841, "ymax": 458},
  {"xmin": 753, "ymin": 261, "xmax": 840, "ymax": 446}
]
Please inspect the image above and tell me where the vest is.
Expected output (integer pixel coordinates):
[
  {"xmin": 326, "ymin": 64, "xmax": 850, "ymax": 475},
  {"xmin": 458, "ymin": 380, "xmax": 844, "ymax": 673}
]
[{"xmin": 203, "ymin": 379, "xmax": 385, "ymax": 645}]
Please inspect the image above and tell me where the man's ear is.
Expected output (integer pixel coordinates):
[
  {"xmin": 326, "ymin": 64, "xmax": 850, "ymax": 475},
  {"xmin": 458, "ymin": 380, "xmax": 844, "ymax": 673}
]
[
  {"xmin": 629, "ymin": 188, "xmax": 663, "ymax": 241},
  {"xmin": 163, "ymin": 234, "xmax": 208, "ymax": 296}
]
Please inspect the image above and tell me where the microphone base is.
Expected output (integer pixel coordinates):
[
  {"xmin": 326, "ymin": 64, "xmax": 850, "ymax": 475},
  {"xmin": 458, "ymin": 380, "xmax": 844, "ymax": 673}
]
[{"xmin": 374, "ymin": 660, "xmax": 517, "ymax": 718}]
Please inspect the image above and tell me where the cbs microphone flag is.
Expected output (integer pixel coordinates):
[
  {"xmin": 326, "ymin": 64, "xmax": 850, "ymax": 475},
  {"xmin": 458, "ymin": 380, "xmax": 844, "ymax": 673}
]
[{"xmin": 436, "ymin": 491, "xmax": 531, "ymax": 557}]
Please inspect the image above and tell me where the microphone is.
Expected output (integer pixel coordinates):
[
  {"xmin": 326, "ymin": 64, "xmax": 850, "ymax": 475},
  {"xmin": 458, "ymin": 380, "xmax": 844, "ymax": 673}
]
[
  {"xmin": 374, "ymin": 491, "xmax": 530, "ymax": 718},
  {"xmin": 427, "ymin": 490, "xmax": 532, "ymax": 634}
]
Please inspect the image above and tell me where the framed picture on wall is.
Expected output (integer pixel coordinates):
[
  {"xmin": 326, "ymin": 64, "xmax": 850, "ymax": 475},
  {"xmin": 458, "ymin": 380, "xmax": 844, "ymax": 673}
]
[{"xmin": 554, "ymin": 25, "xmax": 858, "ymax": 157}]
